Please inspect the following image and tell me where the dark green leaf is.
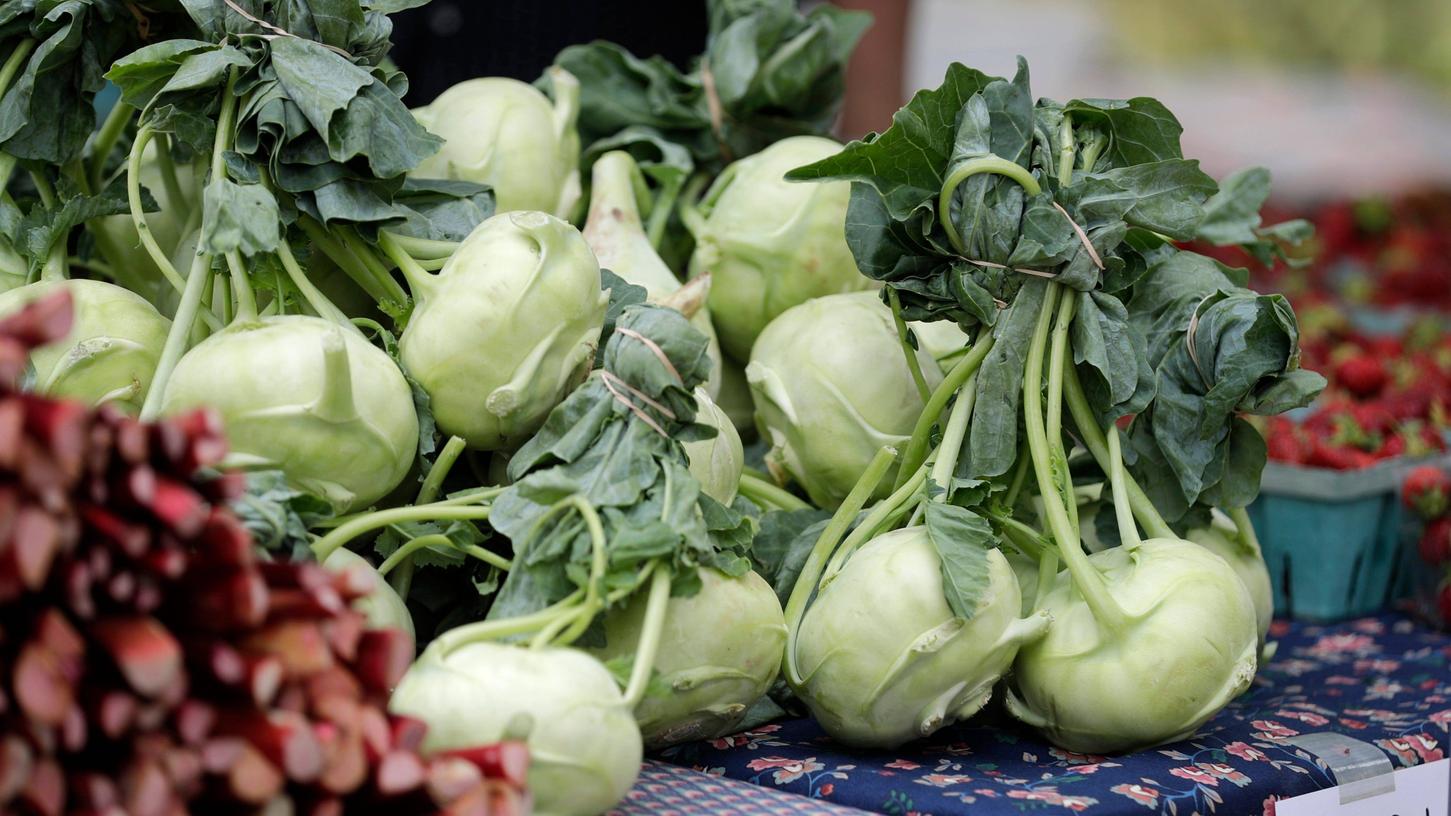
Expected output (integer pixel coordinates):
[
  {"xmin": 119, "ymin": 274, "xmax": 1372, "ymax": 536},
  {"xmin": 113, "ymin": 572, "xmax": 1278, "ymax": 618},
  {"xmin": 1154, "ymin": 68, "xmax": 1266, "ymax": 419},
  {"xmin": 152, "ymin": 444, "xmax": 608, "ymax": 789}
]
[{"xmin": 923, "ymin": 502, "xmax": 997, "ymax": 620}]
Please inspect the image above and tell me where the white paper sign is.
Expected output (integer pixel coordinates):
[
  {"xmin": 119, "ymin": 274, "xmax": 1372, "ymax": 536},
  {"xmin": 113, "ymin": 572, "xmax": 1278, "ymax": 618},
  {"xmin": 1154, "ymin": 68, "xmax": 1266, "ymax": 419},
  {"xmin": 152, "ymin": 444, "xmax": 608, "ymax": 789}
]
[{"xmin": 1277, "ymin": 759, "xmax": 1450, "ymax": 816}]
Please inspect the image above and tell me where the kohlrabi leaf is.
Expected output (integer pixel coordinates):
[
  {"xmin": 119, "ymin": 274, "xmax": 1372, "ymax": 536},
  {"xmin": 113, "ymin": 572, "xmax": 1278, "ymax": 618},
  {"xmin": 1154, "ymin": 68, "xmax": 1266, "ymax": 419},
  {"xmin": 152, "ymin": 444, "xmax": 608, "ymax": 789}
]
[
  {"xmin": 230, "ymin": 470, "xmax": 335, "ymax": 559},
  {"xmin": 1059, "ymin": 97, "xmax": 1185, "ymax": 167},
  {"xmin": 547, "ymin": 0, "xmax": 866, "ymax": 178},
  {"xmin": 752, "ymin": 508, "xmax": 831, "ymax": 605},
  {"xmin": 1128, "ymin": 289, "xmax": 1324, "ymax": 518},
  {"xmin": 18, "ymin": 176, "xmax": 151, "ymax": 269},
  {"xmin": 385, "ymin": 178, "xmax": 496, "ymax": 242},
  {"xmin": 923, "ymin": 502, "xmax": 996, "ymax": 620}
]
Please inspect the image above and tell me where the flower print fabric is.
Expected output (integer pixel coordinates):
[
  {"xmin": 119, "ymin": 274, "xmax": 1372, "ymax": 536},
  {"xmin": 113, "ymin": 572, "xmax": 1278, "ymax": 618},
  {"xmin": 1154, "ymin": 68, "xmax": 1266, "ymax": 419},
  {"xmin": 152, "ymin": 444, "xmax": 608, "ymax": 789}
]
[{"xmin": 655, "ymin": 615, "xmax": 1451, "ymax": 815}]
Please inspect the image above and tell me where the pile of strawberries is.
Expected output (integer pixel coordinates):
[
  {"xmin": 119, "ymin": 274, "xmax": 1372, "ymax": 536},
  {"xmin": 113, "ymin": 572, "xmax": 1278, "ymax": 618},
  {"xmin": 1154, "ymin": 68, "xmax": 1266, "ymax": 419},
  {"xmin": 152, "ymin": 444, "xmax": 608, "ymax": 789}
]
[
  {"xmin": 1259, "ymin": 319, "xmax": 1448, "ymax": 469},
  {"xmin": 1405, "ymin": 465, "xmax": 1451, "ymax": 625},
  {"xmin": 0, "ymin": 292, "xmax": 530, "ymax": 814}
]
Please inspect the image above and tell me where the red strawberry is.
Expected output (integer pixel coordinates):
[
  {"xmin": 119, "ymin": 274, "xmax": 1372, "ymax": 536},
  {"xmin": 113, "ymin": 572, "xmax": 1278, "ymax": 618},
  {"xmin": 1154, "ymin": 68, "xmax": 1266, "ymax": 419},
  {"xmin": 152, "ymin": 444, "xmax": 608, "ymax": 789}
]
[
  {"xmin": 1306, "ymin": 440, "xmax": 1375, "ymax": 471},
  {"xmin": 1421, "ymin": 519, "xmax": 1451, "ymax": 564},
  {"xmin": 1335, "ymin": 354, "xmax": 1389, "ymax": 398},
  {"xmin": 1403, "ymin": 466, "xmax": 1451, "ymax": 519},
  {"xmin": 1266, "ymin": 422, "xmax": 1305, "ymax": 464}
]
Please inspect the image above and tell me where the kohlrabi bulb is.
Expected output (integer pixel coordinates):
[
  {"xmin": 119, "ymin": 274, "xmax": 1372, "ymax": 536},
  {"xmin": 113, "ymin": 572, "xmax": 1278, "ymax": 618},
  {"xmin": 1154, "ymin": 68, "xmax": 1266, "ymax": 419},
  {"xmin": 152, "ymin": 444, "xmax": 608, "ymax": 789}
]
[
  {"xmin": 748, "ymin": 291, "xmax": 941, "ymax": 507},
  {"xmin": 1188, "ymin": 513, "xmax": 1273, "ymax": 646},
  {"xmin": 793, "ymin": 527, "xmax": 1050, "ymax": 748},
  {"xmin": 0, "ymin": 279, "xmax": 170, "ymax": 413},
  {"xmin": 683, "ymin": 387, "xmax": 744, "ymax": 504},
  {"xmin": 411, "ymin": 68, "xmax": 581, "ymax": 219},
  {"xmin": 400, "ymin": 211, "xmax": 607, "ymax": 451},
  {"xmin": 322, "ymin": 548, "xmax": 415, "ymax": 650},
  {"xmin": 689, "ymin": 136, "xmax": 873, "ymax": 361},
  {"xmin": 583, "ymin": 151, "xmax": 722, "ymax": 397},
  {"xmin": 715, "ymin": 353, "xmax": 757, "ymax": 440},
  {"xmin": 390, "ymin": 642, "xmax": 642, "ymax": 816},
  {"xmin": 1007, "ymin": 539, "xmax": 1259, "ymax": 753},
  {"xmin": 910, "ymin": 319, "xmax": 971, "ymax": 368},
  {"xmin": 588, "ymin": 568, "xmax": 785, "ymax": 749},
  {"xmin": 161, "ymin": 316, "xmax": 418, "ymax": 512}
]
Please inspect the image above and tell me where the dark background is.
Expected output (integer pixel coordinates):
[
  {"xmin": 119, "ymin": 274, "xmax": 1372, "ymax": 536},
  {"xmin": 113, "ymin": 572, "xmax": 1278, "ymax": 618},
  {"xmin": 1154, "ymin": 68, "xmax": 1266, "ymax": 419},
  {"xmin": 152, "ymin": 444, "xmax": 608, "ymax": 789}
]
[{"xmin": 389, "ymin": 0, "xmax": 710, "ymax": 105}]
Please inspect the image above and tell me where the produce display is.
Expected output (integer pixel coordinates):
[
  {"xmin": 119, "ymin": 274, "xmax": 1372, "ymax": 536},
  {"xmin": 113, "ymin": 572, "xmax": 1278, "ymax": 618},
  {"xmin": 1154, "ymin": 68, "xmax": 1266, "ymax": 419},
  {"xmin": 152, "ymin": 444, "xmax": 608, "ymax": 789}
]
[{"xmin": 0, "ymin": 0, "xmax": 1398, "ymax": 813}]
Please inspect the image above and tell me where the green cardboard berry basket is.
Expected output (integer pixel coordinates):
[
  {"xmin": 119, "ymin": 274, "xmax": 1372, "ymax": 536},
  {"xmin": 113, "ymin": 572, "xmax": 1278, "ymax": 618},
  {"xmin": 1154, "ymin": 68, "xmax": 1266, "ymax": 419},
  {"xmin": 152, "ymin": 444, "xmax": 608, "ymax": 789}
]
[{"xmin": 1248, "ymin": 450, "xmax": 1451, "ymax": 621}]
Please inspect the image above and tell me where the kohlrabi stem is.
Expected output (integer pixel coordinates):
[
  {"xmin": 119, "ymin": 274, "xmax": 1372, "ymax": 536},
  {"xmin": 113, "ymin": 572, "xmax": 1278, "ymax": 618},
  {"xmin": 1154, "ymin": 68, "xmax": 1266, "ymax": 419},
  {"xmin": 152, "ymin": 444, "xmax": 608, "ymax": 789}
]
[
  {"xmin": 621, "ymin": 565, "xmax": 673, "ymax": 709},
  {"xmin": 1034, "ymin": 549, "xmax": 1059, "ymax": 612},
  {"xmin": 1024, "ymin": 282, "xmax": 1128, "ymax": 632},
  {"xmin": 299, "ymin": 219, "xmax": 401, "ymax": 309},
  {"xmin": 0, "ymin": 39, "xmax": 34, "ymax": 103},
  {"xmin": 938, "ymin": 156, "xmax": 1043, "ymax": 255},
  {"xmin": 311, "ymin": 505, "xmax": 492, "ymax": 562},
  {"xmin": 1003, "ymin": 445, "xmax": 1032, "ymax": 508},
  {"xmin": 895, "ymin": 333, "xmax": 995, "ymax": 491},
  {"xmin": 1228, "ymin": 505, "xmax": 1261, "ymax": 556},
  {"xmin": 154, "ymin": 134, "xmax": 189, "ymax": 211},
  {"xmin": 823, "ymin": 465, "xmax": 929, "ymax": 583},
  {"xmin": 989, "ymin": 510, "xmax": 1047, "ymax": 559},
  {"xmin": 377, "ymin": 231, "xmax": 437, "ymax": 296},
  {"xmin": 888, "ymin": 289, "xmax": 931, "ymax": 403},
  {"xmin": 738, "ymin": 472, "xmax": 810, "ymax": 511},
  {"xmin": 430, "ymin": 589, "xmax": 586, "ymax": 656},
  {"xmin": 782, "ymin": 446, "xmax": 897, "ymax": 686},
  {"xmin": 127, "ymin": 127, "xmax": 192, "ymax": 298},
  {"xmin": 1047, "ymin": 291, "xmax": 1079, "ymax": 539},
  {"xmin": 375, "ymin": 534, "xmax": 511, "ymax": 577},
  {"xmin": 380, "ymin": 233, "xmax": 458, "ymax": 261},
  {"xmin": 224, "ymin": 251, "xmax": 257, "ymax": 322},
  {"xmin": 1107, "ymin": 425, "xmax": 1142, "ymax": 550},
  {"xmin": 214, "ymin": 275, "xmax": 232, "ymax": 324},
  {"xmin": 645, "ymin": 178, "xmax": 682, "ymax": 250},
  {"xmin": 1061, "ymin": 361, "xmax": 1175, "ymax": 539},
  {"xmin": 88, "ymin": 100, "xmax": 133, "ymax": 193},
  {"xmin": 338, "ymin": 226, "xmax": 410, "ymax": 307},
  {"xmin": 140, "ymin": 251, "xmax": 212, "ymax": 420},
  {"xmin": 29, "ymin": 169, "xmax": 56, "ymax": 208},
  {"xmin": 275, "ymin": 237, "xmax": 352, "ymax": 326},
  {"xmin": 675, "ymin": 173, "xmax": 712, "ymax": 240},
  {"xmin": 1056, "ymin": 114, "xmax": 1076, "ymax": 186},
  {"xmin": 419, "ymin": 436, "xmax": 467, "ymax": 503},
  {"xmin": 534, "ymin": 496, "xmax": 610, "ymax": 648},
  {"xmin": 928, "ymin": 369, "xmax": 979, "ymax": 493},
  {"xmin": 1078, "ymin": 132, "xmax": 1107, "ymax": 178}
]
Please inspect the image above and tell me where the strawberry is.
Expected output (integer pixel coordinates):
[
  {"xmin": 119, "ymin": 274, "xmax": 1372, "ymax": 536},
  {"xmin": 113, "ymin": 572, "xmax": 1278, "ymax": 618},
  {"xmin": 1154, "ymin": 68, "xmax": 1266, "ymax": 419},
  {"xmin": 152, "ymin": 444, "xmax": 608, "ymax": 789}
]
[
  {"xmin": 1265, "ymin": 418, "xmax": 1305, "ymax": 464},
  {"xmin": 1403, "ymin": 466, "xmax": 1451, "ymax": 519},
  {"xmin": 1334, "ymin": 354, "xmax": 1388, "ymax": 399},
  {"xmin": 1306, "ymin": 439, "xmax": 1374, "ymax": 471},
  {"xmin": 1421, "ymin": 518, "xmax": 1451, "ymax": 564}
]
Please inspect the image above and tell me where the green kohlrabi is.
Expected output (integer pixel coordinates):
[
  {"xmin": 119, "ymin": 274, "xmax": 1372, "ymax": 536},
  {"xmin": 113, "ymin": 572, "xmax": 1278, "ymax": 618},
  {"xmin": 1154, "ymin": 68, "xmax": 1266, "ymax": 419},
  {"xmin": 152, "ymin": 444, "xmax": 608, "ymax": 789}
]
[
  {"xmin": 583, "ymin": 150, "xmax": 723, "ymax": 398},
  {"xmin": 412, "ymin": 68, "xmax": 582, "ymax": 219},
  {"xmin": 588, "ymin": 567, "xmax": 785, "ymax": 748},
  {"xmin": 714, "ymin": 352, "xmax": 757, "ymax": 440},
  {"xmin": 390, "ymin": 642, "xmax": 642, "ymax": 816},
  {"xmin": 161, "ymin": 316, "xmax": 418, "ymax": 512},
  {"xmin": 322, "ymin": 547, "xmax": 416, "ymax": 650},
  {"xmin": 683, "ymin": 386, "xmax": 744, "ymax": 505},
  {"xmin": 1188, "ymin": 509, "xmax": 1274, "ymax": 647},
  {"xmin": 748, "ymin": 291, "xmax": 941, "ymax": 508},
  {"xmin": 399, "ymin": 211, "xmax": 608, "ymax": 451},
  {"xmin": 0, "ymin": 279, "xmax": 170, "ymax": 413},
  {"xmin": 792, "ymin": 525, "xmax": 1050, "ymax": 748},
  {"xmin": 686, "ymin": 136, "xmax": 873, "ymax": 362}
]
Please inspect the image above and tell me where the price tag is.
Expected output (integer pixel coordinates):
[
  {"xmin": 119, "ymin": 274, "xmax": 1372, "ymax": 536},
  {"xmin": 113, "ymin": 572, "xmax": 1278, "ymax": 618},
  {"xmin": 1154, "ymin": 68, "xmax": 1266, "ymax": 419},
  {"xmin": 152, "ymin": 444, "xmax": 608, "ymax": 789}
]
[{"xmin": 1277, "ymin": 759, "xmax": 1450, "ymax": 816}]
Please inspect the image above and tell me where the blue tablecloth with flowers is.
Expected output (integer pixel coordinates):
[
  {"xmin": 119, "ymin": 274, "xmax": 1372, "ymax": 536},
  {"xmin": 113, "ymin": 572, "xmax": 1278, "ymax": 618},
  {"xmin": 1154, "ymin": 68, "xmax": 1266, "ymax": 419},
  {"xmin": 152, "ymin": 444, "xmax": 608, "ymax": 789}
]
[{"xmin": 653, "ymin": 615, "xmax": 1451, "ymax": 815}]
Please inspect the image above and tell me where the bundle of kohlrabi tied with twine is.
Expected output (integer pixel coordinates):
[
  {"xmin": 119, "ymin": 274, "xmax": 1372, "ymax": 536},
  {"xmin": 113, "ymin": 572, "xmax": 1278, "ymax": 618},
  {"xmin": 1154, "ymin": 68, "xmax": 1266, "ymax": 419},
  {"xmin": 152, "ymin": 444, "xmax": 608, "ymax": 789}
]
[
  {"xmin": 769, "ymin": 58, "xmax": 1324, "ymax": 753},
  {"xmin": 365, "ymin": 304, "xmax": 785, "ymax": 816}
]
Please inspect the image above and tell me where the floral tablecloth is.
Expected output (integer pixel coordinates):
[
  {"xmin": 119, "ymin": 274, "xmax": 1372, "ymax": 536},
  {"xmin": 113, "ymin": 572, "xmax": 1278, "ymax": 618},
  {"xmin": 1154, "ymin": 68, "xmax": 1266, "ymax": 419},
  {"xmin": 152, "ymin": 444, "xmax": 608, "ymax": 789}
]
[{"xmin": 660, "ymin": 615, "xmax": 1451, "ymax": 815}]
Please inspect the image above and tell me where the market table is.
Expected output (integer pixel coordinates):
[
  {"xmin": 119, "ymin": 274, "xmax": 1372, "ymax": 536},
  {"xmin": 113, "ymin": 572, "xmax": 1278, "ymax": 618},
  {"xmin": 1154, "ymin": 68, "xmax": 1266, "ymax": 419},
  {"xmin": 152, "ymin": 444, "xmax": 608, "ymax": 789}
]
[{"xmin": 627, "ymin": 614, "xmax": 1451, "ymax": 815}]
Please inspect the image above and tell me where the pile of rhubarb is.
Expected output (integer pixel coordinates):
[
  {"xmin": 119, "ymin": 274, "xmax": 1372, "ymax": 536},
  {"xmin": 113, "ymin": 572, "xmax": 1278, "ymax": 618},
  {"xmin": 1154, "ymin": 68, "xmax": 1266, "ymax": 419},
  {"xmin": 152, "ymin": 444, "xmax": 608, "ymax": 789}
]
[{"xmin": 0, "ymin": 292, "xmax": 528, "ymax": 815}]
